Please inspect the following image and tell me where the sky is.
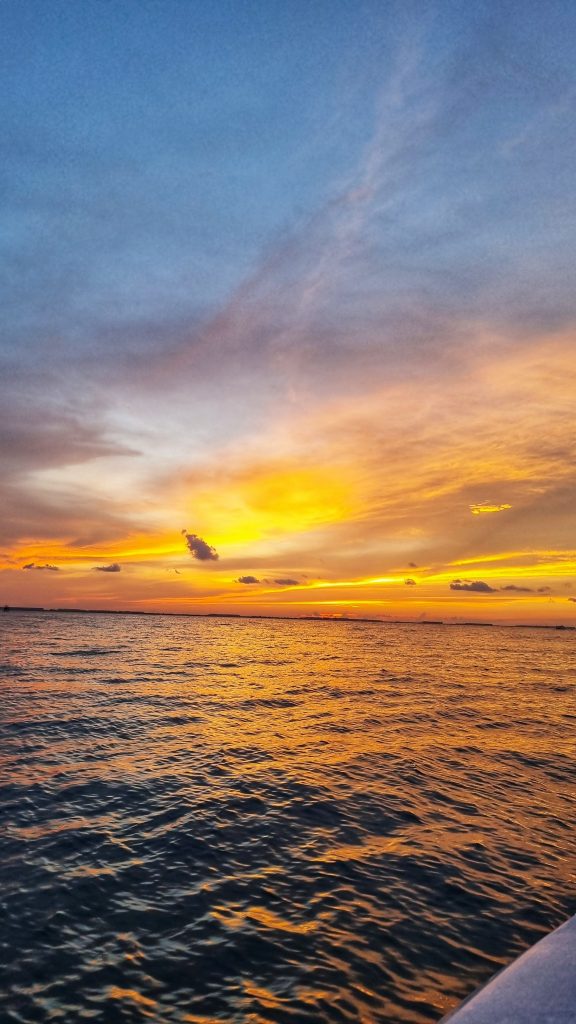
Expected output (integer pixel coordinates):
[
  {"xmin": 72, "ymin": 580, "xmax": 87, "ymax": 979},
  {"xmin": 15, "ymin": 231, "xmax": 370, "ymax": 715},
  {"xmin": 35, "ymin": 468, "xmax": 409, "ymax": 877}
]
[{"xmin": 1, "ymin": 0, "xmax": 575, "ymax": 624}]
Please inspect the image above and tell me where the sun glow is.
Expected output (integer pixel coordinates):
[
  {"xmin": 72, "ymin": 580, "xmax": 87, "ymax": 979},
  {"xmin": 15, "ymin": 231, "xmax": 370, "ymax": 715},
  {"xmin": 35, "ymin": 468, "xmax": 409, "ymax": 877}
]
[{"xmin": 177, "ymin": 464, "xmax": 355, "ymax": 550}]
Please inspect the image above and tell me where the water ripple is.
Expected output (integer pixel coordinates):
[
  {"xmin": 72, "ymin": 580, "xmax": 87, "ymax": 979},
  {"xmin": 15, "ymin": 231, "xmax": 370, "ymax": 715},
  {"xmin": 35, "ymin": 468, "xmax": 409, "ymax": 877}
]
[{"xmin": 0, "ymin": 612, "xmax": 574, "ymax": 1023}]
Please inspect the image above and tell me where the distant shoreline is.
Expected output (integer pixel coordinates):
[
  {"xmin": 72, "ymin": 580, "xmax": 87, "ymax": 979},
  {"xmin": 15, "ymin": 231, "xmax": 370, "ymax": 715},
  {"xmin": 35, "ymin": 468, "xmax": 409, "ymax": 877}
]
[{"xmin": 2, "ymin": 606, "xmax": 574, "ymax": 630}]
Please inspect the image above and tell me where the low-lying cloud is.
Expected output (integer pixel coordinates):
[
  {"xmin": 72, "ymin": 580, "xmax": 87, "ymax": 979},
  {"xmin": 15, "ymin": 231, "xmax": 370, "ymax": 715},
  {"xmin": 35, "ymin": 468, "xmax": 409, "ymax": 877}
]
[
  {"xmin": 273, "ymin": 578, "xmax": 299, "ymax": 586},
  {"xmin": 22, "ymin": 562, "xmax": 59, "ymax": 572},
  {"xmin": 94, "ymin": 563, "xmax": 121, "ymax": 573},
  {"xmin": 451, "ymin": 580, "xmax": 554, "ymax": 596},
  {"xmin": 500, "ymin": 584, "xmax": 552, "ymax": 594},
  {"xmin": 450, "ymin": 579, "xmax": 496, "ymax": 593},
  {"xmin": 182, "ymin": 530, "xmax": 219, "ymax": 561},
  {"xmin": 237, "ymin": 575, "xmax": 260, "ymax": 584}
]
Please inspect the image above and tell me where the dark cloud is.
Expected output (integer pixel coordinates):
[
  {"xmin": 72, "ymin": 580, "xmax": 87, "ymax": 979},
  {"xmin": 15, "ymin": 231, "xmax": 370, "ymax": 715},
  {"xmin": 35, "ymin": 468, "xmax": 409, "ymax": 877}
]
[
  {"xmin": 568, "ymin": 597, "xmax": 576, "ymax": 603},
  {"xmin": 450, "ymin": 580, "xmax": 496, "ymax": 593},
  {"xmin": 499, "ymin": 584, "xmax": 552, "ymax": 594},
  {"xmin": 408, "ymin": 562, "xmax": 418, "ymax": 568},
  {"xmin": 22, "ymin": 563, "xmax": 59, "ymax": 572},
  {"xmin": 0, "ymin": 399, "xmax": 137, "ymax": 476},
  {"xmin": 182, "ymin": 530, "xmax": 219, "ymax": 561},
  {"xmin": 273, "ymin": 578, "xmax": 299, "ymax": 586},
  {"xmin": 0, "ymin": 480, "xmax": 139, "ymax": 548},
  {"xmin": 93, "ymin": 563, "xmax": 121, "ymax": 573},
  {"xmin": 404, "ymin": 578, "xmax": 416, "ymax": 585},
  {"xmin": 0, "ymin": 395, "xmax": 141, "ymax": 548},
  {"xmin": 237, "ymin": 575, "xmax": 260, "ymax": 584}
]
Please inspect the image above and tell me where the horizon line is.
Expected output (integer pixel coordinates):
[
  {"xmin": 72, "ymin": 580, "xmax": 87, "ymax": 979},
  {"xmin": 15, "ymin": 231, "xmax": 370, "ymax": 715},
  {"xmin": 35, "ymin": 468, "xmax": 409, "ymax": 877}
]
[{"xmin": 2, "ymin": 605, "xmax": 574, "ymax": 631}]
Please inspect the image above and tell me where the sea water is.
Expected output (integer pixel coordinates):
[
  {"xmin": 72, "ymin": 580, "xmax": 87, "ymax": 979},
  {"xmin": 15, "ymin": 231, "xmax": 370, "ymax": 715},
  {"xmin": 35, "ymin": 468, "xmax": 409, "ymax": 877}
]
[{"xmin": 0, "ymin": 611, "xmax": 574, "ymax": 1023}]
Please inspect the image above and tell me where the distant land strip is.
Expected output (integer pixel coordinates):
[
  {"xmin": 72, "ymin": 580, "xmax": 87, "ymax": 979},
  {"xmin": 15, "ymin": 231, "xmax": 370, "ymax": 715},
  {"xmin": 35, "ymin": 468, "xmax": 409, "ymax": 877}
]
[{"xmin": 1, "ymin": 607, "xmax": 574, "ymax": 630}]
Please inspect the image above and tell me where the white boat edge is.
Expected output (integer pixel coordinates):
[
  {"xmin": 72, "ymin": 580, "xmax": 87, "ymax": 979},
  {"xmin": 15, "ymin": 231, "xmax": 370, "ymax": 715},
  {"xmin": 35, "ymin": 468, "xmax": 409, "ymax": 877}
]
[{"xmin": 439, "ymin": 913, "xmax": 576, "ymax": 1023}]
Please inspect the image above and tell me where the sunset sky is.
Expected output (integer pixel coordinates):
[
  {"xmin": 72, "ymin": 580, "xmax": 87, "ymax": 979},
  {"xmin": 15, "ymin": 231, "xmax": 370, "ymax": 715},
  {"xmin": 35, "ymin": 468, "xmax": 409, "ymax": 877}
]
[{"xmin": 1, "ymin": 0, "xmax": 575, "ymax": 624}]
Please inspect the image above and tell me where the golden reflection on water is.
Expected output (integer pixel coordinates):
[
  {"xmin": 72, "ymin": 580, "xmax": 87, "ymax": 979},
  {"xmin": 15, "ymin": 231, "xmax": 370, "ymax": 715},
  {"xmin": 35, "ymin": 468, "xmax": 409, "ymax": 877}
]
[
  {"xmin": 0, "ymin": 612, "xmax": 574, "ymax": 1024},
  {"xmin": 213, "ymin": 904, "xmax": 318, "ymax": 935}
]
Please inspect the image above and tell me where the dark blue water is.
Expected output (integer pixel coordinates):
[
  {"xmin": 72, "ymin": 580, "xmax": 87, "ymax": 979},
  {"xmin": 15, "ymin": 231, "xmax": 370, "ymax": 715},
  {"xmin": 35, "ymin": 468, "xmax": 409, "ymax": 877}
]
[{"xmin": 1, "ymin": 612, "xmax": 574, "ymax": 1022}]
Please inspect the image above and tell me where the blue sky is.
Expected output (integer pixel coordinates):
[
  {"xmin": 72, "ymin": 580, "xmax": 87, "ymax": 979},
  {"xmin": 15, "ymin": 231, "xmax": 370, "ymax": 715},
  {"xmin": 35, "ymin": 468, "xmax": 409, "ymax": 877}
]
[
  {"xmin": 4, "ymin": 0, "xmax": 574, "ymax": 353},
  {"xmin": 3, "ymin": 1, "xmax": 387, "ymax": 339}
]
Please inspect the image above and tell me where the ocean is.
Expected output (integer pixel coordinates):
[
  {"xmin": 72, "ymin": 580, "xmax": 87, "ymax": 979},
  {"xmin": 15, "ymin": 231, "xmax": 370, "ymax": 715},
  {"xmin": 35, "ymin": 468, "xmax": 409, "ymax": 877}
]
[{"xmin": 1, "ymin": 611, "xmax": 574, "ymax": 1023}]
